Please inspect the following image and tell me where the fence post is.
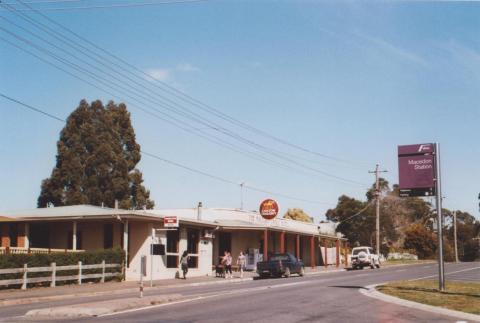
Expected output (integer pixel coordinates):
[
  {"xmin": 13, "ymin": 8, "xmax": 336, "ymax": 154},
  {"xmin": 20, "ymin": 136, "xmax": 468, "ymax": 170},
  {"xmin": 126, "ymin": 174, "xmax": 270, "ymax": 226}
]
[
  {"xmin": 78, "ymin": 261, "xmax": 82, "ymax": 285},
  {"xmin": 101, "ymin": 260, "xmax": 106, "ymax": 283},
  {"xmin": 21, "ymin": 264, "xmax": 28, "ymax": 290},
  {"xmin": 51, "ymin": 262, "xmax": 56, "ymax": 287}
]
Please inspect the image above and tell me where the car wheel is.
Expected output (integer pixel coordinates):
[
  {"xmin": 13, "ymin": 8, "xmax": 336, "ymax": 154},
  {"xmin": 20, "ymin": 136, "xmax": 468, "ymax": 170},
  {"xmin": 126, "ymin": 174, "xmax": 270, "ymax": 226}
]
[
  {"xmin": 370, "ymin": 264, "xmax": 375, "ymax": 269},
  {"xmin": 299, "ymin": 267, "xmax": 305, "ymax": 277},
  {"xmin": 376, "ymin": 261, "xmax": 381, "ymax": 269},
  {"xmin": 284, "ymin": 267, "xmax": 291, "ymax": 278}
]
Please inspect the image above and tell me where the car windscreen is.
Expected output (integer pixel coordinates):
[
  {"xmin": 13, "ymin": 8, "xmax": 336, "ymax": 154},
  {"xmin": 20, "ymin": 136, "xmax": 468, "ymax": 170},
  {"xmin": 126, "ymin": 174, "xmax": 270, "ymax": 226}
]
[
  {"xmin": 269, "ymin": 255, "xmax": 289, "ymax": 261},
  {"xmin": 352, "ymin": 248, "xmax": 367, "ymax": 255}
]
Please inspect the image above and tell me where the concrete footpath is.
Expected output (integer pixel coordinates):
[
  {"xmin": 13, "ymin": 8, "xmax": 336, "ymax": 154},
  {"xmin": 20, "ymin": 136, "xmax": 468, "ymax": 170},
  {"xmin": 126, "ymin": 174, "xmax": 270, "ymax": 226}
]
[{"xmin": 0, "ymin": 266, "xmax": 346, "ymax": 307}]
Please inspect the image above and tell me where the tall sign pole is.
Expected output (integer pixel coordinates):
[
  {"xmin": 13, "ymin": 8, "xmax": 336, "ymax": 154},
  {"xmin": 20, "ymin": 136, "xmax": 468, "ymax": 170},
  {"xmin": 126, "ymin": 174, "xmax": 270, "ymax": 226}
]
[
  {"xmin": 369, "ymin": 164, "xmax": 387, "ymax": 256},
  {"xmin": 398, "ymin": 142, "xmax": 444, "ymax": 291},
  {"xmin": 434, "ymin": 143, "xmax": 445, "ymax": 291}
]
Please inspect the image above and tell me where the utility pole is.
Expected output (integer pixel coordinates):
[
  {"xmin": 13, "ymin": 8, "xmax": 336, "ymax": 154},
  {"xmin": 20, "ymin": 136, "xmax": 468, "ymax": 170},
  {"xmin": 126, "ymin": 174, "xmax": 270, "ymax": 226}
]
[
  {"xmin": 453, "ymin": 211, "xmax": 459, "ymax": 263},
  {"xmin": 369, "ymin": 164, "xmax": 388, "ymax": 257},
  {"xmin": 240, "ymin": 182, "xmax": 245, "ymax": 210}
]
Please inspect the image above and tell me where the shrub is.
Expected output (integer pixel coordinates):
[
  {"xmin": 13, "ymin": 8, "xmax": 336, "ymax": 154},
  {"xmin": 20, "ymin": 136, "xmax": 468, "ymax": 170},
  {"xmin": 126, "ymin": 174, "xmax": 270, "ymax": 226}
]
[{"xmin": 0, "ymin": 248, "xmax": 125, "ymax": 289}]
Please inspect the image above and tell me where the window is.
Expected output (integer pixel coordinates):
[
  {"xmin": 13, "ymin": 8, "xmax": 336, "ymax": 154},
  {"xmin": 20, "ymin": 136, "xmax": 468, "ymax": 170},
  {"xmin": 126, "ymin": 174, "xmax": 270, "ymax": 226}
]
[
  {"xmin": 166, "ymin": 230, "xmax": 179, "ymax": 268},
  {"xmin": 103, "ymin": 224, "xmax": 113, "ymax": 249},
  {"xmin": 187, "ymin": 229, "xmax": 199, "ymax": 268}
]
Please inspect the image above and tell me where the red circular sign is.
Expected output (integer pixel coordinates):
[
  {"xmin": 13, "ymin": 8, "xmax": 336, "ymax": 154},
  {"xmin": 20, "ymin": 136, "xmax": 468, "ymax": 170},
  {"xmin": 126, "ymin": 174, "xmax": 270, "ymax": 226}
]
[{"xmin": 259, "ymin": 199, "xmax": 279, "ymax": 220}]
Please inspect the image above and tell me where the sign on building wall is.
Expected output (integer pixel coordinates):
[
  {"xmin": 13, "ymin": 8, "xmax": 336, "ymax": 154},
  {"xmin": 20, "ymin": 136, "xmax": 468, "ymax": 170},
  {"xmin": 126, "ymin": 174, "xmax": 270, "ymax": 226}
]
[
  {"xmin": 398, "ymin": 143, "xmax": 436, "ymax": 197},
  {"xmin": 259, "ymin": 199, "xmax": 279, "ymax": 220},
  {"xmin": 163, "ymin": 216, "xmax": 178, "ymax": 228}
]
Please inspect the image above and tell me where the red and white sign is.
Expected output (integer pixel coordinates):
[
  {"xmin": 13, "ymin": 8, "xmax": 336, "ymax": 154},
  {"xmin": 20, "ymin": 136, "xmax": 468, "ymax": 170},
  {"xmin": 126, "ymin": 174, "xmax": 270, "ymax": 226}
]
[
  {"xmin": 259, "ymin": 199, "xmax": 279, "ymax": 220},
  {"xmin": 163, "ymin": 216, "xmax": 178, "ymax": 228}
]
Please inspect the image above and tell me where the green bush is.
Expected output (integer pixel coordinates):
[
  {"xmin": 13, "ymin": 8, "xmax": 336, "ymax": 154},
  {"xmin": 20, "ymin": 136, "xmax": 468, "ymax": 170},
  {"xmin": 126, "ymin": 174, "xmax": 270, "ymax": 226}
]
[{"xmin": 0, "ymin": 248, "xmax": 125, "ymax": 289}]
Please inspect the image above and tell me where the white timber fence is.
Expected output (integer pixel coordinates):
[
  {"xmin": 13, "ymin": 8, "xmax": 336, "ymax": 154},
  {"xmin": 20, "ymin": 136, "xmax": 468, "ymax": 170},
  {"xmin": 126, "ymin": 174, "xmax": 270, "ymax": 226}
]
[{"xmin": 0, "ymin": 261, "xmax": 122, "ymax": 290}]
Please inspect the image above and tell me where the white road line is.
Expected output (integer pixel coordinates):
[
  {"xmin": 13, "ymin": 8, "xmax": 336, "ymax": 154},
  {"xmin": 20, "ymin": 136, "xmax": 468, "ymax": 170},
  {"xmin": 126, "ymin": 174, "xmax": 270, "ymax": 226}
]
[
  {"xmin": 410, "ymin": 267, "xmax": 480, "ymax": 281},
  {"xmin": 422, "ymin": 266, "xmax": 431, "ymax": 268},
  {"xmin": 99, "ymin": 280, "xmax": 313, "ymax": 317},
  {"xmin": 395, "ymin": 269, "xmax": 406, "ymax": 272}
]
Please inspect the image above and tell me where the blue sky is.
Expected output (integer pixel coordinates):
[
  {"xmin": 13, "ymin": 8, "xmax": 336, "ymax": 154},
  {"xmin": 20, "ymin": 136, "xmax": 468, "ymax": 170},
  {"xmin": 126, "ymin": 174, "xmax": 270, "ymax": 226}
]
[{"xmin": 1, "ymin": 0, "xmax": 479, "ymax": 221}]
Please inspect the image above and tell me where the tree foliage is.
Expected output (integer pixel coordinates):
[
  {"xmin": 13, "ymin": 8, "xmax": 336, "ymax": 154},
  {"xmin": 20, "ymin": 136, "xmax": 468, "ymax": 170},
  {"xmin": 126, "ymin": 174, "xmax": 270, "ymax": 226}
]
[
  {"xmin": 403, "ymin": 224, "xmax": 437, "ymax": 259},
  {"xmin": 326, "ymin": 179, "xmax": 480, "ymax": 261},
  {"xmin": 284, "ymin": 208, "xmax": 313, "ymax": 223},
  {"xmin": 38, "ymin": 100, "xmax": 154, "ymax": 210}
]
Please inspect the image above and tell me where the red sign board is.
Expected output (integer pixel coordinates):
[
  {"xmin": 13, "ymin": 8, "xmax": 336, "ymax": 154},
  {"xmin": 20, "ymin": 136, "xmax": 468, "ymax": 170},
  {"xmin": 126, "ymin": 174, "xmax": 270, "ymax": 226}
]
[
  {"xmin": 259, "ymin": 199, "xmax": 279, "ymax": 220},
  {"xmin": 164, "ymin": 216, "xmax": 178, "ymax": 228},
  {"xmin": 398, "ymin": 143, "xmax": 436, "ymax": 197}
]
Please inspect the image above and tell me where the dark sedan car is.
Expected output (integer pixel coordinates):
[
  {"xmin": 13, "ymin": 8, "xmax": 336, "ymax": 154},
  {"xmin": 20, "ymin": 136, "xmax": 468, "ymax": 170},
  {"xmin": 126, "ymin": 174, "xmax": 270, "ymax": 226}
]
[{"xmin": 256, "ymin": 253, "xmax": 305, "ymax": 278}]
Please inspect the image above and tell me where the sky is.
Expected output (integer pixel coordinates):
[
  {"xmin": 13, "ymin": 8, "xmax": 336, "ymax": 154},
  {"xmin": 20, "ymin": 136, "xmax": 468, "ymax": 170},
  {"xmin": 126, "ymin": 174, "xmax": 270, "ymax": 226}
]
[{"xmin": 0, "ymin": 0, "xmax": 479, "ymax": 222}]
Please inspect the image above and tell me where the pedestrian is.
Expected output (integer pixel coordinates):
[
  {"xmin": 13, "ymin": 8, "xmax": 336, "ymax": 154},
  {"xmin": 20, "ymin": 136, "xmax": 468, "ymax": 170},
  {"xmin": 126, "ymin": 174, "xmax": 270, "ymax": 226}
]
[
  {"xmin": 237, "ymin": 251, "xmax": 246, "ymax": 278},
  {"xmin": 180, "ymin": 250, "xmax": 190, "ymax": 279},
  {"xmin": 225, "ymin": 251, "xmax": 233, "ymax": 278}
]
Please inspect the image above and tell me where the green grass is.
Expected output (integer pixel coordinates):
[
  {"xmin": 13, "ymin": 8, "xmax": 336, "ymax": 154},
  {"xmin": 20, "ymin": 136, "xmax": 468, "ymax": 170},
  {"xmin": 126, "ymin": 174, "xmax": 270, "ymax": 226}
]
[
  {"xmin": 382, "ymin": 259, "xmax": 434, "ymax": 266},
  {"xmin": 377, "ymin": 280, "xmax": 480, "ymax": 315}
]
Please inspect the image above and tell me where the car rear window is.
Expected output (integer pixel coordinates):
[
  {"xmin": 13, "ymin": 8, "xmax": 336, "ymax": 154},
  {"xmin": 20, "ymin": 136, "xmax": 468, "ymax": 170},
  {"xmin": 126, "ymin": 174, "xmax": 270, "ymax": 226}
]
[
  {"xmin": 353, "ymin": 248, "xmax": 367, "ymax": 255},
  {"xmin": 270, "ymin": 255, "xmax": 289, "ymax": 261}
]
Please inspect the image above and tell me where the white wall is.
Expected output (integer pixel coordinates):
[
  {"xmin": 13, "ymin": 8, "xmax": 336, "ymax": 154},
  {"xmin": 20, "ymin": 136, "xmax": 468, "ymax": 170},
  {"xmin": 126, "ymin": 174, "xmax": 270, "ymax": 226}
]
[{"xmin": 126, "ymin": 222, "xmax": 213, "ymax": 281}]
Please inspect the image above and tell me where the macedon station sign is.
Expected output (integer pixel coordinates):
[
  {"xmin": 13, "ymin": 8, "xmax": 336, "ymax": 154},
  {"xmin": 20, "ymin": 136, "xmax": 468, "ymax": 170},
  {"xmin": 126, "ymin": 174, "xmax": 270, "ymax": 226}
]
[
  {"xmin": 398, "ymin": 143, "xmax": 436, "ymax": 197},
  {"xmin": 259, "ymin": 199, "xmax": 279, "ymax": 220}
]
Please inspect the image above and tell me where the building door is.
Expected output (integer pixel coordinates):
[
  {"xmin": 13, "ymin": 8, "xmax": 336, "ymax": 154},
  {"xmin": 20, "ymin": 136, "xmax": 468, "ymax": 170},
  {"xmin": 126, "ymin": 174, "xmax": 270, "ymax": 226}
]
[{"xmin": 218, "ymin": 232, "xmax": 231, "ymax": 262}]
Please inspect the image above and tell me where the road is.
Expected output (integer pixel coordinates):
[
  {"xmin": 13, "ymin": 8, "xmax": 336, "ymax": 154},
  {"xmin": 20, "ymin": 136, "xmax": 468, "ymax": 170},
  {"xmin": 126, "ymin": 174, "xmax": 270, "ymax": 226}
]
[{"xmin": 2, "ymin": 262, "xmax": 479, "ymax": 322}]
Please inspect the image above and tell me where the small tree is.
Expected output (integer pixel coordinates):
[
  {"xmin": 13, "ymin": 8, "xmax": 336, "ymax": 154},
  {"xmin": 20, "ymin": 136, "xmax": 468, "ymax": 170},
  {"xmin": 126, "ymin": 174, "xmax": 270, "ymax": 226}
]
[
  {"xmin": 403, "ymin": 224, "xmax": 437, "ymax": 259},
  {"xmin": 283, "ymin": 208, "xmax": 313, "ymax": 223}
]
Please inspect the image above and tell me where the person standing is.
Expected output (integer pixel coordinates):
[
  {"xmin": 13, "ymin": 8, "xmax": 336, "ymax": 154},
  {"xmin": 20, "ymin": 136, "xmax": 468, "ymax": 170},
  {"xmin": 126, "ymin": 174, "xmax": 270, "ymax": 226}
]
[
  {"xmin": 224, "ymin": 251, "xmax": 233, "ymax": 278},
  {"xmin": 237, "ymin": 251, "xmax": 246, "ymax": 278},
  {"xmin": 180, "ymin": 250, "xmax": 190, "ymax": 279}
]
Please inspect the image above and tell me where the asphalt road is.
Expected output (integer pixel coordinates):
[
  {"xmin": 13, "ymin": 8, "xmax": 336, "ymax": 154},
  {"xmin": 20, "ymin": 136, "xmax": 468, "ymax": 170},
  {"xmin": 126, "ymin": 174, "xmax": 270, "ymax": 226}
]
[{"xmin": 2, "ymin": 262, "xmax": 479, "ymax": 322}]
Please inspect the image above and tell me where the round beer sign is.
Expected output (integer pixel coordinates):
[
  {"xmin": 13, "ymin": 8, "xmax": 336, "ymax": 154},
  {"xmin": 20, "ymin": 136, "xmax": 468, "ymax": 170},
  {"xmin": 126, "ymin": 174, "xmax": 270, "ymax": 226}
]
[{"xmin": 259, "ymin": 199, "xmax": 279, "ymax": 220}]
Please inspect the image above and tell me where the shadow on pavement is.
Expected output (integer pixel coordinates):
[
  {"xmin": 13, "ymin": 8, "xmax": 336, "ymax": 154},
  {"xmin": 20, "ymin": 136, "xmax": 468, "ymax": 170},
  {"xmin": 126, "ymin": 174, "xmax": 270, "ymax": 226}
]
[{"xmin": 328, "ymin": 285, "xmax": 368, "ymax": 290}]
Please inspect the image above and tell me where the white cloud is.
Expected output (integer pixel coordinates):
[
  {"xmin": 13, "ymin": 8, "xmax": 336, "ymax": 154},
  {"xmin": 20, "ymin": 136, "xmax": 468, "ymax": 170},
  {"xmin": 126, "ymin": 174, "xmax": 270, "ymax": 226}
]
[
  {"xmin": 176, "ymin": 63, "xmax": 200, "ymax": 72},
  {"xmin": 355, "ymin": 33, "xmax": 427, "ymax": 66},
  {"xmin": 146, "ymin": 68, "xmax": 170, "ymax": 81}
]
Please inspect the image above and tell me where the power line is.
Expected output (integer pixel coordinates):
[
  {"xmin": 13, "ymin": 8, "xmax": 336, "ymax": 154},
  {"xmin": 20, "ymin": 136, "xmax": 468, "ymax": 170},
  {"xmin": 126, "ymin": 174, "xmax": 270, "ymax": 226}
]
[
  {"xmin": 0, "ymin": 93, "xmax": 336, "ymax": 206},
  {"xmin": 7, "ymin": 0, "xmax": 369, "ymax": 169},
  {"xmin": 337, "ymin": 201, "xmax": 374, "ymax": 224},
  {"xmin": 1, "ymin": 0, "xmax": 207, "ymax": 11},
  {"xmin": 0, "ymin": 4, "xmax": 369, "ymax": 187}
]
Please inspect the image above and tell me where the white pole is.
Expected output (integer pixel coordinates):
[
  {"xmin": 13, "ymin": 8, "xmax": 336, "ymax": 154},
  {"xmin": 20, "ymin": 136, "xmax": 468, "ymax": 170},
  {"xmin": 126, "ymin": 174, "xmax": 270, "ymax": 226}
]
[
  {"xmin": 24, "ymin": 223, "xmax": 30, "ymax": 249},
  {"xmin": 123, "ymin": 220, "xmax": 129, "ymax": 268},
  {"xmin": 435, "ymin": 142, "xmax": 445, "ymax": 291},
  {"xmin": 150, "ymin": 227, "xmax": 154, "ymax": 287},
  {"xmin": 72, "ymin": 221, "xmax": 77, "ymax": 251},
  {"xmin": 453, "ymin": 211, "xmax": 459, "ymax": 263}
]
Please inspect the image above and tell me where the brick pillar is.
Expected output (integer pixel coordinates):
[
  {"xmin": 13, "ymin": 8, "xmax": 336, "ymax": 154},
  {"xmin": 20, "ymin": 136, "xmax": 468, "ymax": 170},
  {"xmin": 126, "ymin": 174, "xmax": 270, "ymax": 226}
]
[
  {"xmin": 336, "ymin": 240, "xmax": 340, "ymax": 267},
  {"xmin": 324, "ymin": 239, "xmax": 328, "ymax": 268},
  {"xmin": 280, "ymin": 231, "xmax": 285, "ymax": 253},
  {"xmin": 296, "ymin": 234, "xmax": 300, "ymax": 259},
  {"xmin": 263, "ymin": 229, "xmax": 268, "ymax": 262},
  {"xmin": 17, "ymin": 224, "xmax": 26, "ymax": 248},
  {"xmin": 1, "ymin": 223, "xmax": 10, "ymax": 247},
  {"xmin": 310, "ymin": 236, "xmax": 315, "ymax": 269}
]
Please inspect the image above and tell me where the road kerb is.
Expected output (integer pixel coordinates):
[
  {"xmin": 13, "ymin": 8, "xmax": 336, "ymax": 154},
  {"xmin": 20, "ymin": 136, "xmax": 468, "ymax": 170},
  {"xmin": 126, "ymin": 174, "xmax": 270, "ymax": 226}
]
[
  {"xmin": 359, "ymin": 283, "xmax": 480, "ymax": 323},
  {"xmin": 24, "ymin": 294, "xmax": 184, "ymax": 318}
]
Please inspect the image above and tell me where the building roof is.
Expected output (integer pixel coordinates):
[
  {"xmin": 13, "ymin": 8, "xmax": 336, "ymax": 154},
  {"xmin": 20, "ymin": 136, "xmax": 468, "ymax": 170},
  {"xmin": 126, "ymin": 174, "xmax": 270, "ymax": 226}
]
[
  {"xmin": 152, "ymin": 208, "xmax": 340, "ymax": 238},
  {"xmin": 0, "ymin": 205, "xmax": 149, "ymax": 221},
  {"xmin": 0, "ymin": 205, "xmax": 343, "ymax": 239}
]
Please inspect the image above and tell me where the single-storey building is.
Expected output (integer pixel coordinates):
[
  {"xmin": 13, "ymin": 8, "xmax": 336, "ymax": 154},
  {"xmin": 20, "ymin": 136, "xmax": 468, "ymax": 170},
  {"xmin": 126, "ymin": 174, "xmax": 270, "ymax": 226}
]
[{"xmin": 0, "ymin": 204, "xmax": 348, "ymax": 281}]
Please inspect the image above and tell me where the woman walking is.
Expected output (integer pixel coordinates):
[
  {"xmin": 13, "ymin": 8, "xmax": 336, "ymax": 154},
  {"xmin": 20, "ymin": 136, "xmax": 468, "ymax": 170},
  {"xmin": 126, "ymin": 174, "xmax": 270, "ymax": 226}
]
[
  {"xmin": 237, "ymin": 251, "xmax": 246, "ymax": 278},
  {"xmin": 180, "ymin": 250, "xmax": 190, "ymax": 279}
]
